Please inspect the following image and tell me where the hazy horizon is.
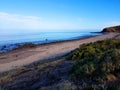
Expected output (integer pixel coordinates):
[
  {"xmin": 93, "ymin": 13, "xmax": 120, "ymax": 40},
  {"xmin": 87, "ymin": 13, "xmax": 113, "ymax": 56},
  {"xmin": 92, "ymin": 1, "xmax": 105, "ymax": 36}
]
[{"xmin": 0, "ymin": 29, "xmax": 101, "ymax": 35}]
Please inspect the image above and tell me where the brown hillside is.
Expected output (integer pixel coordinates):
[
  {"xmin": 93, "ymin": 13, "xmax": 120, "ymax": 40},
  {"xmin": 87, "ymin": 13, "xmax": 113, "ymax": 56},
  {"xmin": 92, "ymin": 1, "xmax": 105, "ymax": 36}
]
[{"xmin": 102, "ymin": 25, "xmax": 120, "ymax": 33}]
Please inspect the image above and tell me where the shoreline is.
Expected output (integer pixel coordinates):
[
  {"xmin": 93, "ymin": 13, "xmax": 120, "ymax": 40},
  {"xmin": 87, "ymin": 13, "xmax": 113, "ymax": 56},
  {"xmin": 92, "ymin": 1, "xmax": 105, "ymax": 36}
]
[
  {"xmin": 0, "ymin": 33, "xmax": 119, "ymax": 72},
  {"xmin": 0, "ymin": 33, "xmax": 102, "ymax": 54}
]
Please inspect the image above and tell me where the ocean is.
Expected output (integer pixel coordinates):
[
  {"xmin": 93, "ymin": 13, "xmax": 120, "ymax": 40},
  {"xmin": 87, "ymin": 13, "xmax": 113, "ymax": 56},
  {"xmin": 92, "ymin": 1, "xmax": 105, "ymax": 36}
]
[{"xmin": 0, "ymin": 31, "xmax": 102, "ymax": 52}]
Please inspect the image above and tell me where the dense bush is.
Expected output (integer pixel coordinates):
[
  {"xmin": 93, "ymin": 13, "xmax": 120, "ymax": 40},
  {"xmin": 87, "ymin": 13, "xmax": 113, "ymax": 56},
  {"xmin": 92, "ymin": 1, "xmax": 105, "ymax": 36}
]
[{"xmin": 68, "ymin": 39, "xmax": 120, "ymax": 83}]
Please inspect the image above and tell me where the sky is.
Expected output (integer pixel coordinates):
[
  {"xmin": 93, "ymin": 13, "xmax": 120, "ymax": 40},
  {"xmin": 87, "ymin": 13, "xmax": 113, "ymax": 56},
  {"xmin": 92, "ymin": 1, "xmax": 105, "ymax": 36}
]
[{"xmin": 0, "ymin": 0, "xmax": 120, "ymax": 33}]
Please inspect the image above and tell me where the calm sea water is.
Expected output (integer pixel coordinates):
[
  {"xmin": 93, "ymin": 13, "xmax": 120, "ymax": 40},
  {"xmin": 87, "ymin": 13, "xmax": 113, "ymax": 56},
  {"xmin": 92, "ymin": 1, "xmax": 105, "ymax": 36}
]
[
  {"xmin": 0, "ymin": 31, "xmax": 101, "ymax": 45},
  {"xmin": 0, "ymin": 31, "xmax": 102, "ymax": 52}
]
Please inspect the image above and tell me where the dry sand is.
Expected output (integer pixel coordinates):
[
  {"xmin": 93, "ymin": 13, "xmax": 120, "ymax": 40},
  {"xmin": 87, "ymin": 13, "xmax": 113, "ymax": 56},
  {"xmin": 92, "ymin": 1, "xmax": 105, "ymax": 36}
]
[{"xmin": 0, "ymin": 33, "xmax": 119, "ymax": 72}]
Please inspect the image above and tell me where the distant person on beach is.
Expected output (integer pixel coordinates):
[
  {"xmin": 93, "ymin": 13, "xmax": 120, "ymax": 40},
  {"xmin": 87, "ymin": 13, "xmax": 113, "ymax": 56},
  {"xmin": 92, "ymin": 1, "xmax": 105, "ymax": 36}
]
[{"xmin": 45, "ymin": 39, "xmax": 48, "ymax": 42}]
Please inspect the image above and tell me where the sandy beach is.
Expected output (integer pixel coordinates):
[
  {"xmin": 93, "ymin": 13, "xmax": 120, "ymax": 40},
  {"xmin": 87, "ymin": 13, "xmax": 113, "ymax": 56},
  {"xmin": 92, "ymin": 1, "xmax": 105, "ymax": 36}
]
[{"xmin": 0, "ymin": 33, "xmax": 119, "ymax": 72}]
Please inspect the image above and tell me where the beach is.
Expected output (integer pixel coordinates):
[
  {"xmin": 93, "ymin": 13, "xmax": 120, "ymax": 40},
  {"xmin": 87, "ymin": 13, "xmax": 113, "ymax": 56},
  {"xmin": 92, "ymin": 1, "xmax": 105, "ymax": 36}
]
[{"xmin": 0, "ymin": 33, "xmax": 119, "ymax": 72}]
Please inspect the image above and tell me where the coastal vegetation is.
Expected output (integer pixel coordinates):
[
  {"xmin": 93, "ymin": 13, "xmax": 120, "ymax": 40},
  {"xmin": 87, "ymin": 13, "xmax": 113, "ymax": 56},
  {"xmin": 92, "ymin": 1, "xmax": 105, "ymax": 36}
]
[
  {"xmin": 0, "ymin": 33, "xmax": 120, "ymax": 90},
  {"xmin": 68, "ymin": 39, "xmax": 120, "ymax": 84}
]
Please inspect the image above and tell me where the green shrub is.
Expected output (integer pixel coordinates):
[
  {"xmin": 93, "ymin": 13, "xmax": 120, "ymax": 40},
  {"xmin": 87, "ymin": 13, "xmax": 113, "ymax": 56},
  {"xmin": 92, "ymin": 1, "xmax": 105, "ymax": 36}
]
[{"xmin": 68, "ymin": 39, "xmax": 120, "ymax": 83}]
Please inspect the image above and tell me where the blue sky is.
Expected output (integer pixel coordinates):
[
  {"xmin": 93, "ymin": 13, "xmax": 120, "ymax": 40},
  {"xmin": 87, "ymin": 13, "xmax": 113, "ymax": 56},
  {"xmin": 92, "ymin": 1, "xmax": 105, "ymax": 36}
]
[{"xmin": 0, "ymin": 0, "xmax": 120, "ymax": 32}]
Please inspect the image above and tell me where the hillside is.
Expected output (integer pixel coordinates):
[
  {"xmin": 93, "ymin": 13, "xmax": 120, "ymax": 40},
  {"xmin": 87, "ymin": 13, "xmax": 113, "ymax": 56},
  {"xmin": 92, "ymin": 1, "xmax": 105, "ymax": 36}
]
[
  {"xmin": 102, "ymin": 25, "xmax": 120, "ymax": 33},
  {"xmin": 68, "ymin": 39, "xmax": 120, "ymax": 85}
]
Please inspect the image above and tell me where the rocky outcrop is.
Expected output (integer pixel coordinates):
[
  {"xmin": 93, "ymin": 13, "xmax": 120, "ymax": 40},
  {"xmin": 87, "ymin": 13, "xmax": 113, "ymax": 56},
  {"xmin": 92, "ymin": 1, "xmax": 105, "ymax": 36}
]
[{"xmin": 102, "ymin": 25, "xmax": 120, "ymax": 33}]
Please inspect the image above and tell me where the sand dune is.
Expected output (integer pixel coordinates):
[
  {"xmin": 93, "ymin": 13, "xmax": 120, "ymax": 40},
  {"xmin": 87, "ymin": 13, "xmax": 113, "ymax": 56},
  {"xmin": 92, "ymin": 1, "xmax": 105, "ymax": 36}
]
[{"xmin": 0, "ymin": 33, "xmax": 119, "ymax": 72}]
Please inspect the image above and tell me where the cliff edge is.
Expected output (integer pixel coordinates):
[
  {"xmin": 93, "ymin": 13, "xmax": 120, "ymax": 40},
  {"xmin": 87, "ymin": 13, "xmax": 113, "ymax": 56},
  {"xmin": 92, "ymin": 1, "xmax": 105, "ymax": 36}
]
[{"xmin": 102, "ymin": 25, "xmax": 120, "ymax": 33}]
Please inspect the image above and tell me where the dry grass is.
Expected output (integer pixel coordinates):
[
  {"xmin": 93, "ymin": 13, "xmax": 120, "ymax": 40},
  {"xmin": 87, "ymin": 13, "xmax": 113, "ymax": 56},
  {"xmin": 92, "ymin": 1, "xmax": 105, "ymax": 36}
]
[
  {"xmin": 39, "ymin": 80, "xmax": 77, "ymax": 90},
  {"xmin": 0, "ymin": 75, "xmax": 12, "ymax": 84},
  {"xmin": 106, "ymin": 74, "xmax": 118, "ymax": 82}
]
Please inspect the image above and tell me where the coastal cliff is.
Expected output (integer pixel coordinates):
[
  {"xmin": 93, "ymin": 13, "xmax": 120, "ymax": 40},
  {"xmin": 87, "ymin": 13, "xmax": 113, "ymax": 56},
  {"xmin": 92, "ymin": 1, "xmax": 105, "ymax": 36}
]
[{"xmin": 102, "ymin": 25, "xmax": 120, "ymax": 33}]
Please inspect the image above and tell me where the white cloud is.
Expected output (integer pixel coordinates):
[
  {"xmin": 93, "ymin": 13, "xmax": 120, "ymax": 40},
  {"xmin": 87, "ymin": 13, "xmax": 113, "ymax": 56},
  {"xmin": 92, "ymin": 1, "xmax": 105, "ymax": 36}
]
[
  {"xmin": 0, "ymin": 12, "xmax": 83, "ymax": 30},
  {"xmin": 0, "ymin": 12, "xmax": 41, "ymax": 22},
  {"xmin": 105, "ymin": 21, "xmax": 120, "ymax": 27},
  {"xmin": 110, "ymin": 21, "xmax": 120, "ymax": 26},
  {"xmin": 0, "ymin": 12, "xmax": 44, "ymax": 30},
  {"xmin": 1, "ymin": 12, "xmax": 119, "ymax": 32}
]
